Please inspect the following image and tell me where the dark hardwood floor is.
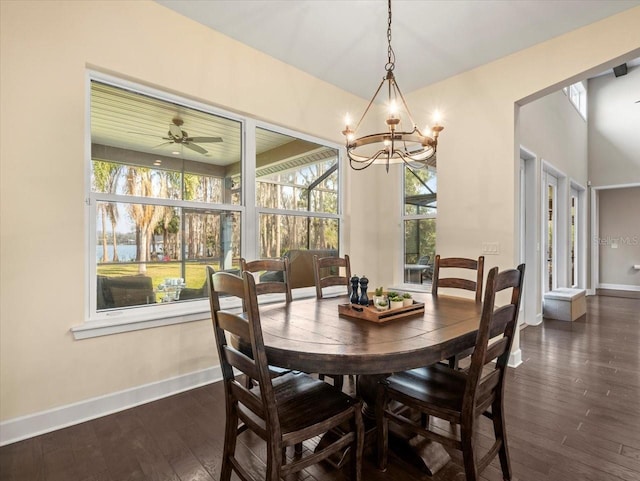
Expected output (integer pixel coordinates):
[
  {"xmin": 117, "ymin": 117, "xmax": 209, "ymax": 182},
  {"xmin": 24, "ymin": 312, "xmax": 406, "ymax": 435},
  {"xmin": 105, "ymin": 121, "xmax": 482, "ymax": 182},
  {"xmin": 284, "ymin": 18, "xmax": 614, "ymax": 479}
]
[{"xmin": 1, "ymin": 295, "xmax": 638, "ymax": 481}]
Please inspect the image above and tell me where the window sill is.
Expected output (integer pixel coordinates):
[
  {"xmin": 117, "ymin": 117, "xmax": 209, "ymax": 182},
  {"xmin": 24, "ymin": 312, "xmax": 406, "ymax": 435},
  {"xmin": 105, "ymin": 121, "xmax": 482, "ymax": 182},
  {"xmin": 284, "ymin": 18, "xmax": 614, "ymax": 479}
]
[
  {"xmin": 71, "ymin": 302, "xmax": 212, "ymax": 339},
  {"xmin": 72, "ymin": 286, "xmax": 325, "ymax": 340}
]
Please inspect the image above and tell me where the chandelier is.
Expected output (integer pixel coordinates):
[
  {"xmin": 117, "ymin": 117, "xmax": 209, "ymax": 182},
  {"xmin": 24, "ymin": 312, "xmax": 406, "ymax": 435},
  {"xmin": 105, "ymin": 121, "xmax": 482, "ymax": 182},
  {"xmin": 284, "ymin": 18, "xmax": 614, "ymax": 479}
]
[{"xmin": 342, "ymin": 0, "xmax": 443, "ymax": 171}]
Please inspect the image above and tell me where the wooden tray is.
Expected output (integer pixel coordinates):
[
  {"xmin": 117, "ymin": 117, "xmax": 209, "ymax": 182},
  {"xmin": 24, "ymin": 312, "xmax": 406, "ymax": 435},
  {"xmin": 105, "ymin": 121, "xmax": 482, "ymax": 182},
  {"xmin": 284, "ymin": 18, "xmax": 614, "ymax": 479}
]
[{"xmin": 338, "ymin": 301, "xmax": 425, "ymax": 323}]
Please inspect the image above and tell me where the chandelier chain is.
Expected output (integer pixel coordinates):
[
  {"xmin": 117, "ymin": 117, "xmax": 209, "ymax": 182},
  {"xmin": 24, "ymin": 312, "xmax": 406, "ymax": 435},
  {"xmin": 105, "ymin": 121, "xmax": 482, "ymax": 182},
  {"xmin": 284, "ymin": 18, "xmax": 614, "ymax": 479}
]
[{"xmin": 386, "ymin": 0, "xmax": 395, "ymax": 72}]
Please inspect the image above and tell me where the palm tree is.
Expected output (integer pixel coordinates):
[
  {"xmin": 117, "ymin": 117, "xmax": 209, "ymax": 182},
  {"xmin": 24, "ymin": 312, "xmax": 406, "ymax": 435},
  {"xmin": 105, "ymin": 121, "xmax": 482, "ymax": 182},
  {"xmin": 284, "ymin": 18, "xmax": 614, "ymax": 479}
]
[
  {"xmin": 93, "ymin": 161, "xmax": 122, "ymax": 261},
  {"xmin": 126, "ymin": 167, "xmax": 166, "ymax": 273}
]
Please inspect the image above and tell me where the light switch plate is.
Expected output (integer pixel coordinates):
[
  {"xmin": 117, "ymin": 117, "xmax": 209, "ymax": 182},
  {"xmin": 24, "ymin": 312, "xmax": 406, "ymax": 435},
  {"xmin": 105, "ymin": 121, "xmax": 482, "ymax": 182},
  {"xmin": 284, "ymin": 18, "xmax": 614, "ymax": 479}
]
[{"xmin": 482, "ymin": 242, "xmax": 500, "ymax": 255}]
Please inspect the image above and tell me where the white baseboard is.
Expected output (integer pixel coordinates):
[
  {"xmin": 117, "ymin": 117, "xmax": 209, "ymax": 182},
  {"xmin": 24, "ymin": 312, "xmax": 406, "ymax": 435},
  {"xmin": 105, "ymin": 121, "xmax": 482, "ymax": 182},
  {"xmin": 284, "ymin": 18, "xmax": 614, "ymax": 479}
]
[
  {"xmin": 587, "ymin": 288, "xmax": 596, "ymax": 296},
  {"xmin": 508, "ymin": 349, "xmax": 522, "ymax": 368},
  {"xmin": 0, "ymin": 365, "xmax": 223, "ymax": 447},
  {"xmin": 526, "ymin": 313, "xmax": 543, "ymax": 326},
  {"xmin": 598, "ymin": 283, "xmax": 640, "ymax": 292}
]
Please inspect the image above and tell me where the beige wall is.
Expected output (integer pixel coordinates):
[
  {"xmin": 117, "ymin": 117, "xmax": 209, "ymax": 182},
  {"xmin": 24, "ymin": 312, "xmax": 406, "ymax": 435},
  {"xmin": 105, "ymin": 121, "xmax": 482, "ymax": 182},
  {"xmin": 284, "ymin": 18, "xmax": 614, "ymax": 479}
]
[
  {"xmin": 402, "ymin": 13, "xmax": 639, "ymax": 276},
  {"xmin": 2, "ymin": 0, "xmax": 640, "ymax": 428},
  {"xmin": 598, "ymin": 187, "xmax": 640, "ymax": 287},
  {"xmin": 0, "ymin": 0, "xmax": 368, "ymax": 423}
]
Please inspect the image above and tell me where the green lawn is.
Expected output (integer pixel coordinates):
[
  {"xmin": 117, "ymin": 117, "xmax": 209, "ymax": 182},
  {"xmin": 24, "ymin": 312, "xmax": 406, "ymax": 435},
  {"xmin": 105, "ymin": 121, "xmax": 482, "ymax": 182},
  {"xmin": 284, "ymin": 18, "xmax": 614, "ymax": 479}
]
[{"xmin": 97, "ymin": 261, "xmax": 220, "ymax": 291}]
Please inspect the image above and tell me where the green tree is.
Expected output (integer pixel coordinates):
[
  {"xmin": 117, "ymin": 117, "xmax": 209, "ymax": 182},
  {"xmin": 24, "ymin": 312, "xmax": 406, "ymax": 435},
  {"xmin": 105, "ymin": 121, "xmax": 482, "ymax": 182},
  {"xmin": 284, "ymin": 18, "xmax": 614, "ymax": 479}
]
[
  {"xmin": 404, "ymin": 167, "xmax": 437, "ymax": 264},
  {"xmin": 126, "ymin": 167, "xmax": 166, "ymax": 273},
  {"xmin": 92, "ymin": 161, "xmax": 123, "ymax": 261}
]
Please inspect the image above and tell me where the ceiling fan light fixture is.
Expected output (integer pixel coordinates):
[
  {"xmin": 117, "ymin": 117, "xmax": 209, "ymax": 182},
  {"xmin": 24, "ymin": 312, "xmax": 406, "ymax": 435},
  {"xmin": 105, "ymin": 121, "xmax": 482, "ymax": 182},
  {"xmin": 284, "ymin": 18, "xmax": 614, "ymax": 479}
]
[
  {"xmin": 342, "ymin": 0, "xmax": 443, "ymax": 172},
  {"xmin": 131, "ymin": 116, "xmax": 223, "ymax": 156}
]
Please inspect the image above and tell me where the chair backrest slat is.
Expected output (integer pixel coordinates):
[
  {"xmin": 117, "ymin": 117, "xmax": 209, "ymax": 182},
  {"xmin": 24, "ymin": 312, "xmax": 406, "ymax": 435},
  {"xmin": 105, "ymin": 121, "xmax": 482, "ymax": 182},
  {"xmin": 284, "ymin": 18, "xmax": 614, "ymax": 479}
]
[
  {"xmin": 483, "ymin": 337, "xmax": 509, "ymax": 364},
  {"xmin": 488, "ymin": 305, "xmax": 517, "ymax": 339},
  {"xmin": 436, "ymin": 278, "xmax": 477, "ymax": 292},
  {"xmin": 432, "ymin": 255, "xmax": 485, "ymax": 303},
  {"xmin": 475, "ymin": 369, "xmax": 501, "ymax": 410},
  {"xmin": 318, "ymin": 276, "xmax": 350, "ymax": 289},
  {"xmin": 222, "ymin": 345, "xmax": 261, "ymax": 382},
  {"xmin": 313, "ymin": 254, "xmax": 351, "ymax": 299},
  {"xmin": 240, "ymin": 257, "xmax": 292, "ymax": 303},
  {"xmin": 229, "ymin": 380, "xmax": 264, "ymax": 417},
  {"xmin": 216, "ymin": 311, "xmax": 251, "ymax": 341}
]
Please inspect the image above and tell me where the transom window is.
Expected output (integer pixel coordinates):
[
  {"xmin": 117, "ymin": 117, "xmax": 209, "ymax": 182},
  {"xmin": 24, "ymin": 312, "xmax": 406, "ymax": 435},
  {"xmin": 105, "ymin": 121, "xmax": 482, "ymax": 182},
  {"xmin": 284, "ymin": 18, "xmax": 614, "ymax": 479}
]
[{"xmin": 564, "ymin": 81, "xmax": 587, "ymax": 119}]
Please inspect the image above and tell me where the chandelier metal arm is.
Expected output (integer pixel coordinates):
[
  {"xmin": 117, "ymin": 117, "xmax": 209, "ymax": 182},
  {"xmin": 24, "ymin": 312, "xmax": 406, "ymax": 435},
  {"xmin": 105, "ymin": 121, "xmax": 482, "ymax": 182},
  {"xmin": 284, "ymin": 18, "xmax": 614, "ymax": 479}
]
[
  {"xmin": 353, "ymin": 75, "xmax": 387, "ymax": 134},
  {"xmin": 388, "ymin": 74, "xmax": 419, "ymax": 132}
]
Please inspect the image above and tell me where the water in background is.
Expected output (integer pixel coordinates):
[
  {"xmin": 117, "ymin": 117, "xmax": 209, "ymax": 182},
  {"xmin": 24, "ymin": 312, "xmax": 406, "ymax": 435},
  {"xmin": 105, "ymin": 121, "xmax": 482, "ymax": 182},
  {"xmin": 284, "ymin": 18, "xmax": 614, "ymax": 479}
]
[{"xmin": 96, "ymin": 244, "xmax": 137, "ymax": 262}]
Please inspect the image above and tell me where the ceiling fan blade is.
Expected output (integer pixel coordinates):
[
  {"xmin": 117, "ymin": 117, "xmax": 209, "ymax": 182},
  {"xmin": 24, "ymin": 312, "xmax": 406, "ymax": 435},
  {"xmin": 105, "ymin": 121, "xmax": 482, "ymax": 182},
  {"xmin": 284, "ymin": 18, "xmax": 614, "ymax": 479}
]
[
  {"xmin": 184, "ymin": 142, "xmax": 207, "ymax": 155},
  {"xmin": 152, "ymin": 141, "xmax": 173, "ymax": 149},
  {"xmin": 188, "ymin": 136, "xmax": 223, "ymax": 143},
  {"xmin": 169, "ymin": 124, "xmax": 183, "ymax": 138}
]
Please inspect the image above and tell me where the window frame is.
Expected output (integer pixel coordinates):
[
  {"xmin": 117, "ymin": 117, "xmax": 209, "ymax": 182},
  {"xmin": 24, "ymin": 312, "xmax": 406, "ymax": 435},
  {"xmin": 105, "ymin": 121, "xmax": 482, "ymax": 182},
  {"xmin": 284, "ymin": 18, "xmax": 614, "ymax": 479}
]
[
  {"xmin": 565, "ymin": 81, "xmax": 587, "ymax": 120},
  {"xmin": 400, "ymin": 165, "xmax": 437, "ymax": 291},
  {"xmin": 252, "ymin": 121, "xmax": 343, "ymax": 260},
  {"xmin": 74, "ymin": 71, "xmax": 343, "ymax": 339}
]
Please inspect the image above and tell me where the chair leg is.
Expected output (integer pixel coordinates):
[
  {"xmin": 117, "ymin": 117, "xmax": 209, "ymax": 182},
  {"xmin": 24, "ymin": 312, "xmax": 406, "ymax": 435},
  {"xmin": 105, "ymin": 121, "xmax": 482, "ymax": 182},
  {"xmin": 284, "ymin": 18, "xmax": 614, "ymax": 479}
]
[
  {"xmin": 266, "ymin": 441, "xmax": 283, "ymax": 481},
  {"xmin": 421, "ymin": 412, "xmax": 429, "ymax": 428},
  {"xmin": 492, "ymin": 400, "xmax": 512, "ymax": 480},
  {"xmin": 220, "ymin": 403, "xmax": 239, "ymax": 481},
  {"xmin": 375, "ymin": 383, "xmax": 389, "ymax": 471},
  {"xmin": 460, "ymin": 423, "xmax": 479, "ymax": 481},
  {"xmin": 447, "ymin": 355, "xmax": 457, "ymax": 369},
  {"xmin": 350, "ymin": 407, "xmax": 364, "ymax": 481},
  {"xmin": 319, "ymin": 373, "xmax": 344, "ymax": 390}
]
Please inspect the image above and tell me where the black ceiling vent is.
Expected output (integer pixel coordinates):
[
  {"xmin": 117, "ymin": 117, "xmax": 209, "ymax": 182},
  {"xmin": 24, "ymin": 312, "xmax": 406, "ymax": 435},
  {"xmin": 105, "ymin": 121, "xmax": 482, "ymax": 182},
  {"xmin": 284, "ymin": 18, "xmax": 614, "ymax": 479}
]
[{"xmin": 613, "ymin": 63, "xmax": 628, "ymax": 77}]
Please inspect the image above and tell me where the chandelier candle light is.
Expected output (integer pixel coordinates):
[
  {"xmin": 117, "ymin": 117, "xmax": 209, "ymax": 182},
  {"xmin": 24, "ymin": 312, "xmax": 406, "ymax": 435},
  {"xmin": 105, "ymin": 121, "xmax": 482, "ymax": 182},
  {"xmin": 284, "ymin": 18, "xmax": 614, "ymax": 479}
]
[{"xmin": 342, "ymin": 0, "xmax": 444, "ymax": 171}]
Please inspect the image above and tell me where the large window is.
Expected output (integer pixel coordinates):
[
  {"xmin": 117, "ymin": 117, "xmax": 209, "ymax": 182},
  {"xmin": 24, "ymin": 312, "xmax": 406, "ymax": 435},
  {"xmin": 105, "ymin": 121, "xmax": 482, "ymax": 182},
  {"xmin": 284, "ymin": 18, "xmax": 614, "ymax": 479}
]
[
  {"xmin": 90, "ymin": 80, "xmax": 242, "ymax": 320},
  {"xmin": 86, "ymin": 75, "xmax": 342, "ymax": 328},
  {"xmin": 255, "ymin": 127, "xmax": 339, "ymax": 258},
  {"xmin": 403, "ymin": 167, "xmax": 437, "ymax": 286}
]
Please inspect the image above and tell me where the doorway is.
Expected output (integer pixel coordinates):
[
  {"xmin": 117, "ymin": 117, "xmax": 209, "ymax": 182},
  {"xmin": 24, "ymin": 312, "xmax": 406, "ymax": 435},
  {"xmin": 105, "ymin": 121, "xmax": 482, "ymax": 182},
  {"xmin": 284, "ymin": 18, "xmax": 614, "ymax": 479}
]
[{"xmin": 544, "ymin": 171, "xmax": 558, "ymax": 293}]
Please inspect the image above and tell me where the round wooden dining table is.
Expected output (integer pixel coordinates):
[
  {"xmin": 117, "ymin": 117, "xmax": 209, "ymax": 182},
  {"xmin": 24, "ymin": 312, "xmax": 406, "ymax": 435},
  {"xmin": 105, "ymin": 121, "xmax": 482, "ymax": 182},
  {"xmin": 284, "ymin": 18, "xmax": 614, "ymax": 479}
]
[
  {"xmin": 254, "ymin": 292, "xmax": 484, "ymax": 476},
  {"xmin": 257, "ymin": 292, "xmax": 483, "ymax": 376}
]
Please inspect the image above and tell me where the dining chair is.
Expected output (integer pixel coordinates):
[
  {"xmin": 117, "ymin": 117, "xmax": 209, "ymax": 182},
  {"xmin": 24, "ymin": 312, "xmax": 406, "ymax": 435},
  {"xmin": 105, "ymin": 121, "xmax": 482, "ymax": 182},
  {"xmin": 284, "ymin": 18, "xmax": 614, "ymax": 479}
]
[
  {"xmin": 313, "ymin": 253, "xmax": 352, "ymax": 390},
  {"xmin": 240, "ymin": 257, "xmax": 292, "ymax": 303},
  {"xmin": 238, "ymin": 258, "xmax": 292, "ymax": 388},
  {"xmin": 432, "ymin": 255, "xmax": 485, "ymax": 369},
  {"xmin": 375, "ymin": 264, "xmax": 525, "ymax": 481},
  {"xmin": 208, "ymin": 270, "xmax": 364, "ymax": 481},
  {"xmin": 313, "ymin": 254, "xmax": 351, "ymax": 299},
  {"xmin": 417, "ymin": 255, "xmax": 433, "ymax": 283},
  {"xmin": 432, "ymin": 255, "xmax": 485, "ymax": 303}
]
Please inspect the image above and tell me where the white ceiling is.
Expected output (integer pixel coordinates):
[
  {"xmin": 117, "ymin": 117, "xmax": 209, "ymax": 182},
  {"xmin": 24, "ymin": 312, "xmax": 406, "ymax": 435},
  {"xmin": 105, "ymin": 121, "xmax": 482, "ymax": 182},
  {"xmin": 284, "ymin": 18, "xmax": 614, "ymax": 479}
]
[{"xmin": 155, "ymin": 0, "xmax": 640, "ymax": 99}]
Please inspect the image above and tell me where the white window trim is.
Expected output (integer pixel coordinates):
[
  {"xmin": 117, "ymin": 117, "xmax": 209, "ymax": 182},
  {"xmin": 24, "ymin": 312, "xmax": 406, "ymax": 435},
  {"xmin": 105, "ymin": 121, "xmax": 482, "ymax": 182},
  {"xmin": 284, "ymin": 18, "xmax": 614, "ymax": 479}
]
[
  {"xmin": 74, "ymin": 70, "xmax": 343, "ymax": 339},
  {"xmin": 71, "ymin": 285, "xmax": 332, "ymax": 339},
  {"xmin": 567, "ymin": 81, "xmax": 587, "ymax": 120},
  {"xmin": 399, "ymin": 167, "xmax": 437, "ymax": 292},
  {"xmin": 252, "ymin": 120, "xmax": 343, "ymax": 257}
]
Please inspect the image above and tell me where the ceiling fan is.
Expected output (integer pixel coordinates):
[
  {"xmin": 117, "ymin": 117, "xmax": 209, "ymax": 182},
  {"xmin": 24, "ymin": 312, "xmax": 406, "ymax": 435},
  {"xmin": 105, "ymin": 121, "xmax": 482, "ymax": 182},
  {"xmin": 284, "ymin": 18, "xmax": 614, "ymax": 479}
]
[{"xmin": 133, "ymin": 117, "xmax": 223, "ymax": 154}]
